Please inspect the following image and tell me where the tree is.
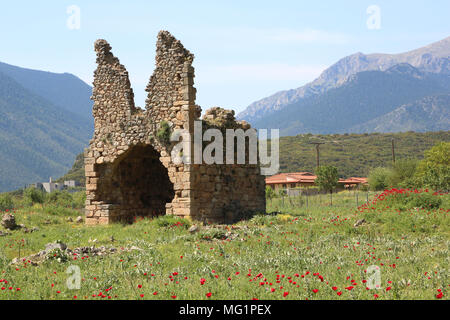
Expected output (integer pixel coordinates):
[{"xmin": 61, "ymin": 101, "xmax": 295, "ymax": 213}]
[
  {"xmin": 0, "ymin": 193, "xmax": 14, "ymax": 211},
  {"xmin": 387, "ymin": 159, "xmax": 419, "ymax": 188},
  {"xmin": 416, "ymin": 142, "xmax": 450, "ymax": 191},
  {"xmin": 265, "ymin": 186, "xmax": 275, "ymax": 202},
  {"xmin": 368, "ymin": 167, "xmax": 391, "ymax": 191},
  {"xmin": 23, "ymin": 187, "xmax": 45, "ymax": 206},
  {"xmin": 315, "ymin": 166, "xmax": 339, "ymax": 206}
]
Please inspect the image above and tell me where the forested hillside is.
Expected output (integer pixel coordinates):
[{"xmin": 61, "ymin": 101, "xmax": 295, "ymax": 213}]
[
  {"xmin": 0, "ymin": 71, "xmax": 91, "ymax": 191},
  {"xmin": 279, "ymin": 131, "xmax": 450, "ymax": 177}
]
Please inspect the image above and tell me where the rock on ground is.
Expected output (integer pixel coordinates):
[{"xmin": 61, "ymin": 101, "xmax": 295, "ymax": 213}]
[
  {"xmin": 1, "ymin": 213, "xmax": 17, "ymax": 230},
  {"xmin": 354, "ymin": 219, "xmax": 366, "ymax": 227}
]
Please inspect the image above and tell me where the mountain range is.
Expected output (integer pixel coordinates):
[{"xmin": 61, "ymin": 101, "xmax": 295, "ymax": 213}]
[
  {"xmin": 0, "ymin": 63, "xmax": 92, "ymax": 192},
  {"xmin": 238, "ymin": 36, "xmax": 450, "ymax": 135}
]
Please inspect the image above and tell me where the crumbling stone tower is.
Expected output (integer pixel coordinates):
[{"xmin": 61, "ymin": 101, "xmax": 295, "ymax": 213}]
[{"xmin": 84, "ymin": 31, "xmax": 265, "ymax": 225}]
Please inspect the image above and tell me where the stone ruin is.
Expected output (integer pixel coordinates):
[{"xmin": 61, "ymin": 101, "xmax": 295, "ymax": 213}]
[{"xmin": 84, "ymin": 31, "xmax": 266, "ymax": 225}]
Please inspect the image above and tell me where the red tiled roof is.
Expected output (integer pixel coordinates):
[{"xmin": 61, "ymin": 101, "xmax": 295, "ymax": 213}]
[
  {"xmin": 266, "ymin": 173, "xmax": 367, "ymax": 185},
  {"xmin": 266, "ymin": 172, "xmax": 316, "ymax": 185},
  {"xmin": 338, "ymin": 177, "xmax": 368, "ymax": 184}
]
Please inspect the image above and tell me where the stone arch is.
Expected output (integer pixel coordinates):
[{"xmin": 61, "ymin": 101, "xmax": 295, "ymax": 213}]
[{"xmin": 94, "ymin": 144, "xmax": 174, "ymax": 223}]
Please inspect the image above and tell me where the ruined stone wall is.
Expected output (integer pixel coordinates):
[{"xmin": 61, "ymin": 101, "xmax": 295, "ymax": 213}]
[
  {"xmin": 187, "ymin": 108, "xmax": 265, "ymax": 223},
  {"xmin": 85, "ymin": 31, "xmax": 265, "ymax": 225}
]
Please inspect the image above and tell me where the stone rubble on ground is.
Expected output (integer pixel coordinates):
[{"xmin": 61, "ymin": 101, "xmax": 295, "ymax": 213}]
[
  {"xmin": 354, "ymin": 219, "xmax": 366, "ymax": 227},
  {"xmin": 1, "ymin": 213, "xmax": 17, "ymax": 230},
  {"xmin": 1, "ymin": 213, "xmax": 39, "ymax": 233},
  {"xmin": 0, "ymin": 230, "xmax": 10, "ymax": 237},
  {"xmin": 188, "ymin": 225, "xmax": 199, "ymax": 233},
  {"xmin": 11, "ymin": 241, "xmax": 142, "ymax": 266}
]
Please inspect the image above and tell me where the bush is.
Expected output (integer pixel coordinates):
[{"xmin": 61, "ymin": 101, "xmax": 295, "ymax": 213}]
[
  {"xmin": 416, "ymin": 142, "xmax": 450, "ymax": 191},
  {"xmin": 368, "ymin": 167, "xmax": 391, "ymax": 191},
  {"xmin": 43, "ymin": 205, "xmax": 78, "ymax": 216},
  {"xmin": 265, "ymin": 186, "xmax": 275, "ymax": 200},
  {"xmin": 43, "ymin": 190, "xmax": 86, "ymax": 209},
  {"xmin": 156, "ymin": 121, "xmax": 172, "ymax": 145},
  {"xmin": 359, "ymin": 188, "xmax": 444, "ymax": 212},
  {"xmin": 46, "ymin": 190, "xmax": 73, "ymax": 207},
  {"xmin": 72, "ymin": 191, "xmax": 86, "ymax": 209},
  {"xmin": 0, "ymin": 193, "xmax": 14, "ymax": 211},
  {"xmin": 407, "ymin": 192, "xmax": 442, "ymax": 210},
  {"xmin": 154, "ymin": 215, "xmax": 190, "ymax": 229},
  {"xmin": 23, "ymin": 187, "xmax": 45, "ymax": 206},
  {"xmin": 387, "ymin": 159, "xmax": 419, "ymax": 189}
]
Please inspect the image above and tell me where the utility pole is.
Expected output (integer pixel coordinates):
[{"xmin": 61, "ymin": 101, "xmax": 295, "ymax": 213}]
[
  {"xmin": 391, "ymin": 139, "xmax": 396, "ymax": 164},
  {"xmin": 309, "ymin": 142, "xmax": 325, "ymax": 169}
]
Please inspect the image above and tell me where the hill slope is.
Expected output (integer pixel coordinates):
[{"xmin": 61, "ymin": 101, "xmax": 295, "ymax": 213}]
[
  {"xmin": 278, "ymin": 131, "xmax": 450, "ymax": 178},
  {"xmin": 351, "ymin": 94, "xmax": 450, "ymax": 133},
  {"xmin": 0, "ymin": 70, "xmax": 92, "ymax": 192},
  {"xmin": 0, "ymin": 62, "xmax": 93, "ymax": 123}
]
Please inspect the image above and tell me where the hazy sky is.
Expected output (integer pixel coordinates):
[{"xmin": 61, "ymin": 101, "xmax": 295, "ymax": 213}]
[{"xmin": 1, "ymin": 0, "xmax": 449, "ymax": 114}]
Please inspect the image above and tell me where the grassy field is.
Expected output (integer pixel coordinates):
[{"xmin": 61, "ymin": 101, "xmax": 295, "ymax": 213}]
[{"xmin": 0, "ymin": 190, "xmax": 448, "ymax": 300}]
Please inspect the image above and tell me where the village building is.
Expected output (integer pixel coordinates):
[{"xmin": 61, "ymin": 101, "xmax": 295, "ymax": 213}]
[
  {"xmin": 27, "ymin": 178, "xmax": 80, "ymax": 193},
  {"xmin": 266, "ymin": 172, "xmax": 317, "ymax": 191},
  {"xmin": 266, "ymin": 172, "xmax": 367, "ymax": 192}
]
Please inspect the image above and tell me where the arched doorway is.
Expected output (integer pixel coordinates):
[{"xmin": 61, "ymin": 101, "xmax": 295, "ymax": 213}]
[{"xmin": 95, "ymin": 144, "xmax": 175, "ymax": 222}]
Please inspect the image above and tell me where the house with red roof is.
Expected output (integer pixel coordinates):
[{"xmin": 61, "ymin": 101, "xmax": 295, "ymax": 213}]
[
  {"xmin": 265, "ymin": 172, "xmax": 317, "ymax": 191},
  {"xmin": 266, "ymin": 172, "xmax": 367, "ymax": 191}
]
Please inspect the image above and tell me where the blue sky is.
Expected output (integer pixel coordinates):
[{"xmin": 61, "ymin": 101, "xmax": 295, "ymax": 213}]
[{"xmin": 1, "ymin": 0, "xmax": 449, "ymax": 113}]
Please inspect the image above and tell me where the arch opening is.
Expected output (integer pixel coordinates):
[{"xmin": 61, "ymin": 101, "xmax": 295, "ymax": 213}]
[{"xmin": 95, "ymin": 144, "xmax": 174, "ymax": 223}]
